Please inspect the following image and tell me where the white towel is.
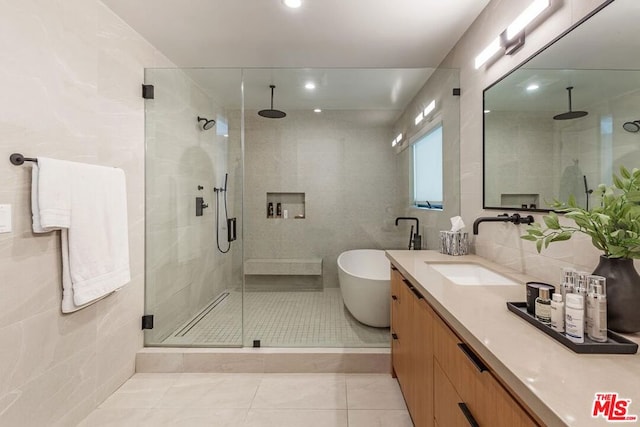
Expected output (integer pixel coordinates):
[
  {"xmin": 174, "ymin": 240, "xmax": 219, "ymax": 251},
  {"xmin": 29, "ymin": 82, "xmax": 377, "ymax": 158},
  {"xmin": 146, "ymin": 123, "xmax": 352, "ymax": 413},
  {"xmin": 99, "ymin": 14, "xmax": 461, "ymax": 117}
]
[{"xmin": 32, "ymin": 158, "xmax": 131, "ymax": 313}]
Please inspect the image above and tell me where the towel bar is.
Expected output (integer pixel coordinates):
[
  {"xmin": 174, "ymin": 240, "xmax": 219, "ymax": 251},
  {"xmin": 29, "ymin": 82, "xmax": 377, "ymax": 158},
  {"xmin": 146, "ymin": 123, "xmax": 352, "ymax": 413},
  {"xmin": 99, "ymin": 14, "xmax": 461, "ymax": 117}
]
[{"xmin": 9, "ymin": 153, "xmax": 37, "ymax": 165}]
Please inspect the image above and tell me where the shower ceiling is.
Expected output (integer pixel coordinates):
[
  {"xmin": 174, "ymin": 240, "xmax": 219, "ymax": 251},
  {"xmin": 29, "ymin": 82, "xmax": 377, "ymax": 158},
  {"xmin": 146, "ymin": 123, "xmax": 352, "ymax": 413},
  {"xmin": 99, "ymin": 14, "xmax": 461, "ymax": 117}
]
[{"xmin": 184, "ymin": 68, "xmax": 435, "ymax": 115}]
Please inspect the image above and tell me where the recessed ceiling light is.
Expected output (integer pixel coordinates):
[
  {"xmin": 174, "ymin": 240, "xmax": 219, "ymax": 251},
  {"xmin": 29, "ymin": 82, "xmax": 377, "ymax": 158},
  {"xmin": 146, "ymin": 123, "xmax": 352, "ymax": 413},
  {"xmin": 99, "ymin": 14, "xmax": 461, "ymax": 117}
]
[
  {"xmin": 283, "ymin": 0, "xmax": 302, "ymax": 8},
  {"xmin": 305, "ymin": 82, "xmax": 316, "ymax": 90},
  {"xmin": 314, "ymin": 108, "xmax": 322, "ymax": 113},
  {"xmin": 526, "ymin": 84, "xmax": 539, "ymax": 91}
]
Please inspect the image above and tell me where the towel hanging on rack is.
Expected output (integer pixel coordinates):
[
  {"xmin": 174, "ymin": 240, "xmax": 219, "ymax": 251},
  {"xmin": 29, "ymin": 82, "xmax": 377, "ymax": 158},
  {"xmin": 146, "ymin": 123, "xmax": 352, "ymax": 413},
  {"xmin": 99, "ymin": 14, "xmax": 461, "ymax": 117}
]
[{"xmin": 31, "ymin": 157, "xmax": 131, "ymax": 313}]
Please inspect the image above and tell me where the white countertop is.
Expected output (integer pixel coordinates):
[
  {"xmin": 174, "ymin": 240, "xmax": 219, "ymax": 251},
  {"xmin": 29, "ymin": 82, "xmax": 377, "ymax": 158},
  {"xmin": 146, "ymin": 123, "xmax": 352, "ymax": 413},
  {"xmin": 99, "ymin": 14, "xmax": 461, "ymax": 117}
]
[{"xmin": 386, "ymin": 250, "xmax": 640, "ymax": 427}]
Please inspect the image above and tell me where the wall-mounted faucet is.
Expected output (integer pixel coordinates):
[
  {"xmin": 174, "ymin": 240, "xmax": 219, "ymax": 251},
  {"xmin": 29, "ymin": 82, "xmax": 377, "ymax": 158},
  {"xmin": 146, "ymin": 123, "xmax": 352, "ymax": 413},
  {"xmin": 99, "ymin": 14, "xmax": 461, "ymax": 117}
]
[
  {"xmin": 472, "ymin": 213, "xmax": 534, "ymax": 235},
  {"xmin": 395, "ymin": 217, "xmax": 422, "ymax": 250}
]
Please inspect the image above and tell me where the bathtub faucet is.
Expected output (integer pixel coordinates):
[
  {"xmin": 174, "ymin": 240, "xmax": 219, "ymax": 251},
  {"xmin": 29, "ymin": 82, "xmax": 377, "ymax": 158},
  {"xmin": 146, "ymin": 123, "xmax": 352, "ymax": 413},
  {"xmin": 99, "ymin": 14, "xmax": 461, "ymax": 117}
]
[{"xmin": 395, "ymin": 217, "xmax": 422, "ymax": 250}]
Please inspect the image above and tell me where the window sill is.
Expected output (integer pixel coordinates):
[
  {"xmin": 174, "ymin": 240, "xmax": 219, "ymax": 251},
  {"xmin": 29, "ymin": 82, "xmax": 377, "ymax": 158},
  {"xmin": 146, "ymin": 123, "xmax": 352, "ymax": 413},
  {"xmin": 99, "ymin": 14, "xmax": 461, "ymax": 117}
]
[{"xmin": 412, "ymin": 204, "xmax": 443, "ymax": 211}]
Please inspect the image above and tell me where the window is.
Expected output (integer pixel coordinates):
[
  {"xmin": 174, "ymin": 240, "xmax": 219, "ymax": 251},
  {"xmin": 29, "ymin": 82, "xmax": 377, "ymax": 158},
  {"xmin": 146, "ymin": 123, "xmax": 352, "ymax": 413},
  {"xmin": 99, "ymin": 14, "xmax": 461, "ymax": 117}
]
[{"xmin": 413, "ymin": 124, "xmax": 443, "ymax": 209}]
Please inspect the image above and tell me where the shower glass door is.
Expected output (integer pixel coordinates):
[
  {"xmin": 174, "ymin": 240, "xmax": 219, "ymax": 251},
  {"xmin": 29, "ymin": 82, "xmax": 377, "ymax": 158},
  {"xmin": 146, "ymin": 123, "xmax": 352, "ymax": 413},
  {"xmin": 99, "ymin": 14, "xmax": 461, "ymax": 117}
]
[{"xmin": 143, "ymin": 68, "xmax": 244, "ymax": 347}]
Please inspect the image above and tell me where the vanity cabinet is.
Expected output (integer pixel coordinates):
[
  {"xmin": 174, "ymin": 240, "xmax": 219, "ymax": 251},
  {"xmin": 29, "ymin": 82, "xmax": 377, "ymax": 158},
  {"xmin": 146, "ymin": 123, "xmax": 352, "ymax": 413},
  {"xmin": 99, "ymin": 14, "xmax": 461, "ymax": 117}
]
[
  {"xmin": 433, "ymin": 311, "xmax": 536, "ymax": 427},
  {"xmin": 390, "ymin": 266, "xmax": 434, "ymax": 427},
  {"xmin": 391, "ymin": 265, "xmax": 538, "ymax": 427}
]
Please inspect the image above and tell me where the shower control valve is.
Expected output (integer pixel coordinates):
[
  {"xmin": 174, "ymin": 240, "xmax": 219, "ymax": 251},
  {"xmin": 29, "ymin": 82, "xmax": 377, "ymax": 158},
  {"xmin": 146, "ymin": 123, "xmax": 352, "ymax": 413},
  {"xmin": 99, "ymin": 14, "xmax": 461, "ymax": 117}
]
[{"xmin": 196, "ymin": 197, "xmax": 209, "ymax": 216}]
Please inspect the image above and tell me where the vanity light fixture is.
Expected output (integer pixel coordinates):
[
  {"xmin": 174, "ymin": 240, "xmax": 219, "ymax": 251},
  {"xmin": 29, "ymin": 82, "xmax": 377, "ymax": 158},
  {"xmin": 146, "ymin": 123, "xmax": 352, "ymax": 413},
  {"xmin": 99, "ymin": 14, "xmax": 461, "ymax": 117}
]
[
  {"xmin": 475, "ymin": 37, "xmax": 502, "ymax": 69},
  {"xmin": 415, "ymin": 100, "xmax": 436, "ymax": 126},
  {"xmin": 423, "ymin": 100, "xmax": 436, "ymax": 117},
  {"xmin": 526, "ymin": 83, "xmax": 540, "ymax": 91},
  {"xmin": 305, "ymin": 82, "xmax": 316, "ymax": 90},
  {"xmin": 283, "ymin": 0, "xmax": 302, "ymax": 8},
  {"xmin": 391, "ymin": 133, "xmax": 403, "ymax": 147},
  {"xmin": 506, "ymin": 0, "xmax": 550, "ymax": 40},
  {"xmin": 474, "ymin": 0, "xmax": 551, "ymax": 69}
]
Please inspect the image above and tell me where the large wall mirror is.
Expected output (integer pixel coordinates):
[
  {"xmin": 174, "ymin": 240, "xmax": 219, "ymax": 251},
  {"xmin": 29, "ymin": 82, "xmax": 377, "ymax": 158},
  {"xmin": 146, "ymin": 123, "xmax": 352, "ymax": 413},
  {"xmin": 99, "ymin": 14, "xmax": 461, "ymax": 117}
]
[{"xmin": 483, "ymin": 0, "xmax": 639, "ymax": 210}]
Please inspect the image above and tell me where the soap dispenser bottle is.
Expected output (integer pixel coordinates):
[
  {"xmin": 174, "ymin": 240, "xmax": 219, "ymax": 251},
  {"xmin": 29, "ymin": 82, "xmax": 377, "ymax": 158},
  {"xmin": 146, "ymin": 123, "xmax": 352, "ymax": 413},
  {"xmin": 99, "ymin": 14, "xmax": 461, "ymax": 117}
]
[
  {"xmin": 560, "ymin": 267, "xmax": 575, "ymax": 301},
  {"xmin": 587, "ymin": 275, "xmax": 608, "ymax": 343},
  {"xmin": 550, "ymin": 293, "xmax": 565, "ymax": 333},
  {"xmin": 565, "ymin": 294, "xmax": 585, "ymax": 343}
]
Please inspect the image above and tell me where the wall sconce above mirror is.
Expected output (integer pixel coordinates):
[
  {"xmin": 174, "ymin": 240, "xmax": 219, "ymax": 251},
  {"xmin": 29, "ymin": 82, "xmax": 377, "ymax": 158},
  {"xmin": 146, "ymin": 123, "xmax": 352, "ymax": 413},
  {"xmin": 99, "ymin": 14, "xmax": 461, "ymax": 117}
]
[
  {"xmin": 483, "ymin": 0, "xmax": 640, "ymax": 211},
  {"xmin": 475, "ymin": 0, "xmax": 552, "ymax": 69}
]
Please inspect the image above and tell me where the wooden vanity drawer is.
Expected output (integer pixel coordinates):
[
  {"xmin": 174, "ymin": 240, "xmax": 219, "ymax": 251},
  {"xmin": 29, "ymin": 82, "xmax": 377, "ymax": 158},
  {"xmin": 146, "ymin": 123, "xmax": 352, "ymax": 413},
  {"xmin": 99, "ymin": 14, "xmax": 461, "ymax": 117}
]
[
  {"xmin": 433, "ymin": 311, "xmax": 537, "ymax": 427},
  {"xmin": 433, "ymin": 312, "xmax": 479, "ymax": 403},
  {"xmin": 434, "ymin": 360, "xmax": 473, "ymax": 427}
]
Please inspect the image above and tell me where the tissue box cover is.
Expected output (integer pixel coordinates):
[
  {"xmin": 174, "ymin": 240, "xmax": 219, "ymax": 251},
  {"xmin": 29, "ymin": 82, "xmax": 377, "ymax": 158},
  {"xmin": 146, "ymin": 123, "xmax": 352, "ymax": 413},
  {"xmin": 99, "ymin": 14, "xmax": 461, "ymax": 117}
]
[{"xmin": 439, "ymin": 231, "xmax": 469, "ymax": 256}]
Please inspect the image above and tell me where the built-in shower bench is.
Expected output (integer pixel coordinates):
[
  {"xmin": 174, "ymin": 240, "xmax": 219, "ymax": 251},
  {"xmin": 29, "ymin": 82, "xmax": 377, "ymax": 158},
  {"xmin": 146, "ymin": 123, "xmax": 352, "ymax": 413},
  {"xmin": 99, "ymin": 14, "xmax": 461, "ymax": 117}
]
[{"xmin": 244, "ymin": 258, "xmax": 323, "ymax": 276}]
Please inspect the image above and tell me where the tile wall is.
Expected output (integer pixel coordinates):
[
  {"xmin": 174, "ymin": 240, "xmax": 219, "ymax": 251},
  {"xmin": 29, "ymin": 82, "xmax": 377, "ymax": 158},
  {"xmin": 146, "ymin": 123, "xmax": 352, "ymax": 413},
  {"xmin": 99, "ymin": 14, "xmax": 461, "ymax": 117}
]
[
  {"xmin": 391, "ymin": 68, "xmax": 462, "ymax": 250},
  {"xmin": 243, "ymin": 110, "xmax": 405, "ymax": 288},
  {"xmin": 0, "ymin": 1, "xmax": 171, "ymax": 425}
]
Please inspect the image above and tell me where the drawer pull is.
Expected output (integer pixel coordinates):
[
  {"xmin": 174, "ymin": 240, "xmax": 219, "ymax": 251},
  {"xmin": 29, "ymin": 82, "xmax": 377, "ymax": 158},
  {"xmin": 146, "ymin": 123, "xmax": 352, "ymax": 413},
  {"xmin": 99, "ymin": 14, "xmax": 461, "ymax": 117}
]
[
  {"xmin": 392, "ymin": 295, "xmax": 398, "ymax": 300},
  {"xmin": 401, "ymin": 279, "xmax": 425, "ymax": 300},
  {"xmin": 457, "ymin": 343, "xmax": 488, "ymax": 373},
  {"xmin": 457, "ymin": 402, "xmax": 479, "ymax": 427},
  {"xmin": 392, "ymin": 333, "xmax": 398, "ymax": 340},
  {"xmin": 409, "ymin": 286, "xmax": 424, "ymax": 300}
]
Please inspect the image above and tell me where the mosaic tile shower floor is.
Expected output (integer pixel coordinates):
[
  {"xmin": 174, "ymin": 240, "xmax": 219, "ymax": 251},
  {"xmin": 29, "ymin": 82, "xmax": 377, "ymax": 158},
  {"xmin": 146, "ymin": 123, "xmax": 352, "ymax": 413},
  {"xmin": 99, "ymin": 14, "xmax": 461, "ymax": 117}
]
[{"xmin": 162, "ymin": 288, "xmax": 390, "ymax": 347}]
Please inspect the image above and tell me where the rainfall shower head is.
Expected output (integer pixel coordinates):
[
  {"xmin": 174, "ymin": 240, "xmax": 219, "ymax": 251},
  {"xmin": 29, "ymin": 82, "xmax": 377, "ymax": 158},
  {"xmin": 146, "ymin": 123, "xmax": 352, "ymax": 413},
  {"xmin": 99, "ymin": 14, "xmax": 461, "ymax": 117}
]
[
  {"xmin": 258, "ymin": 85, "xmax": 286, "ymax": 119},
  {"xmin": 198, "ymin": 116, "xmax": 216, "ymax": 130},
  {"xmin": 623, "ymin": 120, "xmax": 640, "ymax": 133},
  {"xmin": 553, "ymin": 86, "xmax": 588, "ymax": 120}
]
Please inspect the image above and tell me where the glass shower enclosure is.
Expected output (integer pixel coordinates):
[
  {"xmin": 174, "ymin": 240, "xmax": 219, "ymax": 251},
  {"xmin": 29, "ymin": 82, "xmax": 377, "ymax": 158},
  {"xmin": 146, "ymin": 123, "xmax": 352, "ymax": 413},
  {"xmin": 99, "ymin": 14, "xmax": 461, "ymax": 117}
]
[
  {"xmin": 144, "ymin": 68, "xmax": 244, "ymax": 346},
  {"xmin": 143, "ymin": 67, "xmax": 448, "ymax": 348}
]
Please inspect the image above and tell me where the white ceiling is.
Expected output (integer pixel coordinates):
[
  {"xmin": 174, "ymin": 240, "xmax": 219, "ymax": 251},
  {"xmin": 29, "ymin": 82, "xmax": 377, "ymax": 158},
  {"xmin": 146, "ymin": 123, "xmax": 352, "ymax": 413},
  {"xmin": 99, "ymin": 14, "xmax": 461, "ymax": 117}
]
[
  {"xmin": 101, "ymin": 0, "xmax": 491, "ymax": 68},
  {"xmin": 177, "ymin": 68, "xmax": 435, "ymax": 111}
]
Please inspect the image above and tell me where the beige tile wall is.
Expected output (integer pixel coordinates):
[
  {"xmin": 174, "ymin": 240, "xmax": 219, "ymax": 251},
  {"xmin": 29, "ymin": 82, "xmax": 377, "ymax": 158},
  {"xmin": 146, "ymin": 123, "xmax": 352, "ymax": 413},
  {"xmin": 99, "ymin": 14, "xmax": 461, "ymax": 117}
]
[
  {"xmin": 243, "ymin": 110, "xmax": 405, "ymax": 288},
  {"xmin": 0, "ymin": 1, "xmax": 172, "ymax": 425}
]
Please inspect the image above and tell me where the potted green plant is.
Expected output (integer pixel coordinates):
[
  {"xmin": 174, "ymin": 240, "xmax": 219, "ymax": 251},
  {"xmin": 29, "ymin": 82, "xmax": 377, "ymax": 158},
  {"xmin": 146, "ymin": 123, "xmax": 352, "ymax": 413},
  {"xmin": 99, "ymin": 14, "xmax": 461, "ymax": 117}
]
[{"xmin": 521, "ymin": 166, "xmax": 640, "ymax": 333}]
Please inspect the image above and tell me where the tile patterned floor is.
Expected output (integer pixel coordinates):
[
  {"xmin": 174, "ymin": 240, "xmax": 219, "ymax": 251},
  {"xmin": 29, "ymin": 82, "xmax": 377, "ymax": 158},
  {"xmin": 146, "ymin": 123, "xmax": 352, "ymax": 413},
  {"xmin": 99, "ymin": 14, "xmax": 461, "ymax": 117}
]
[
  {"xmin": 162, "ymin": 289, "xmax": 390, "ymax": 348},
  {"xmin": 79, "ymin": 373, "xmax": 413, "ymax": 427}
]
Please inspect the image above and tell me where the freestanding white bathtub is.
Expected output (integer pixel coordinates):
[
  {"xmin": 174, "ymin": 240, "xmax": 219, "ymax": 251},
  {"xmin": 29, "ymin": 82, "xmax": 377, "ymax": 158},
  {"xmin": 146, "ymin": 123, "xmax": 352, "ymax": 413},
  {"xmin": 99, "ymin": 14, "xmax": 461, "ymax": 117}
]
[{"xmin": 337, "ymin": 249, "xmax": 390, "ymax": 328}]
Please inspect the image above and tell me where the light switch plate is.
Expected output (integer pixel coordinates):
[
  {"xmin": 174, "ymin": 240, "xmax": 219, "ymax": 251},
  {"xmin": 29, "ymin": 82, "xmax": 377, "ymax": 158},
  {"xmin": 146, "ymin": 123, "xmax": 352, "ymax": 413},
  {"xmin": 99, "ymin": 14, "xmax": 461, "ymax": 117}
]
[{"xmin": 0, "ymin": 204, "xmax": 11, "ymax": 233}]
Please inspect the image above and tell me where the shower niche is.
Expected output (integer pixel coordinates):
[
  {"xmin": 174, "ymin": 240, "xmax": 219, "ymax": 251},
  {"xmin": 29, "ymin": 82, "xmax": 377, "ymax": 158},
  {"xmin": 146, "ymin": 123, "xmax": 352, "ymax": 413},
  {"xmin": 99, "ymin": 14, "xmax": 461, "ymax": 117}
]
[{"xmin": 266, "ymin": 192, "xmax": 305, "ymax": 219}]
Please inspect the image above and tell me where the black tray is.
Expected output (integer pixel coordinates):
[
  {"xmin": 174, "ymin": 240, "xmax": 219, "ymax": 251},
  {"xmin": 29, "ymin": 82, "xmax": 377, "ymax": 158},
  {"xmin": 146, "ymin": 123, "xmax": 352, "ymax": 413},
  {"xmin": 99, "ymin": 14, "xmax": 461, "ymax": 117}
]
[{"xmin": 506, "ymin": 302, "xmax": 638, "ymax": 354}]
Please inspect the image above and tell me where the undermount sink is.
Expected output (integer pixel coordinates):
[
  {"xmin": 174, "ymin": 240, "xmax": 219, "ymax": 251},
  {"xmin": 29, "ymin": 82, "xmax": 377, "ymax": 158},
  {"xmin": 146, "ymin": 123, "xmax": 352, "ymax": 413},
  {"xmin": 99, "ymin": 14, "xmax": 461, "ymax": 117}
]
[{"xmin": 427, "ymin": 262, "xmax": 519, "ymax": 286}]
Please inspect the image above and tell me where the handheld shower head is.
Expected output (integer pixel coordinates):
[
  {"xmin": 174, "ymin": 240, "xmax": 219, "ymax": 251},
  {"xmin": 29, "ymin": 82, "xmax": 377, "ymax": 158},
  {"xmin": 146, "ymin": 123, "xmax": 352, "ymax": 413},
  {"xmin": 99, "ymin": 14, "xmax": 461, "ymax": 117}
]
[
  {"xmin": 623, "ymin": 120, "xmax": 640, "ymax": 133},
  {"xmin": 198, "ymin": 116, "xmax": 216, "ymax": 130}
]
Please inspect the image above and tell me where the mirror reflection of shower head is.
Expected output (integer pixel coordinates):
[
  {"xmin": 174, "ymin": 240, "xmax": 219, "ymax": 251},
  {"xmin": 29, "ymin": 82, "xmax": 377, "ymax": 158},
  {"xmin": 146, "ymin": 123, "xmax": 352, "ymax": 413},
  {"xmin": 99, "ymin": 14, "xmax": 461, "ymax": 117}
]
[
  {"xmin": 198, "ymin": 116, "xmax": 216, "ymax": 130},
  {"xmin": 553, "ymin": 86, "xmax": 588, "ymax": 120},
  {"xmin": 623, "ymin": 120, "xmax": 640, "ymax": 133},
  {"xmin": 258, "ymin": 85, "xmax": 286, "ymax": 119}
]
